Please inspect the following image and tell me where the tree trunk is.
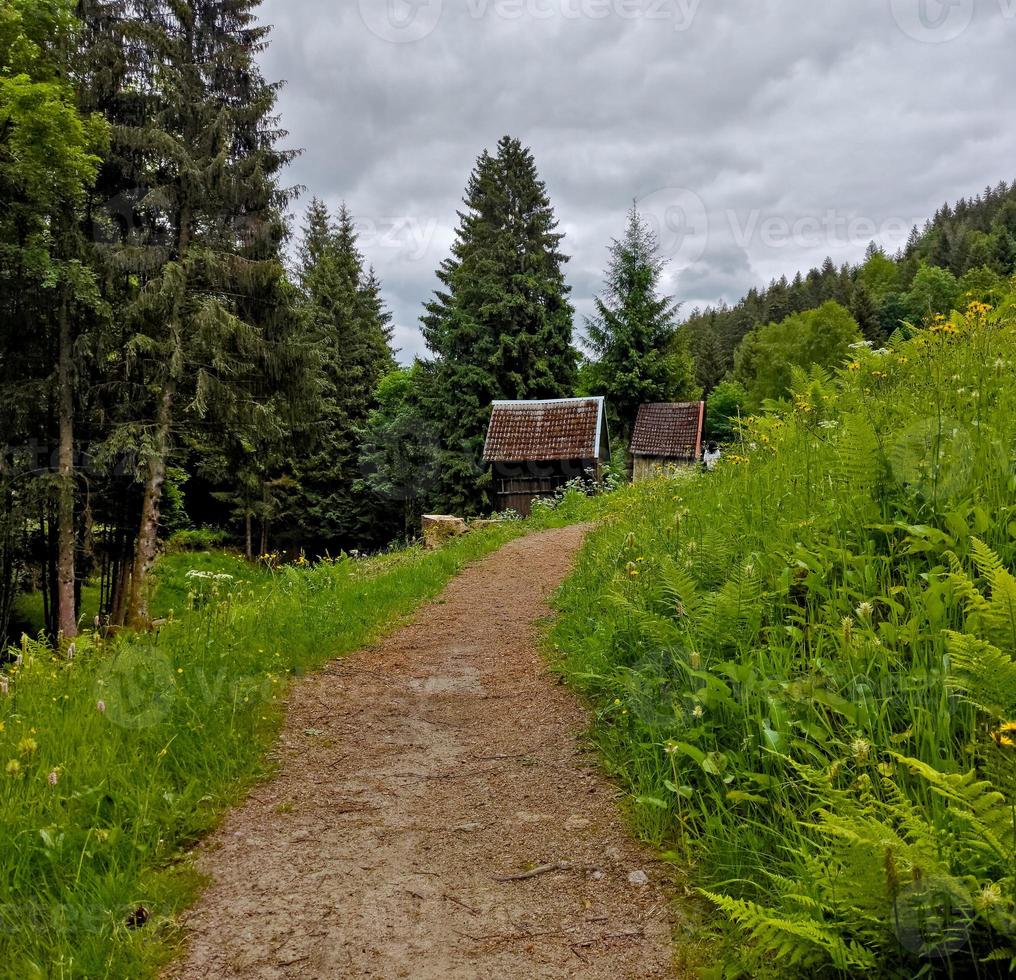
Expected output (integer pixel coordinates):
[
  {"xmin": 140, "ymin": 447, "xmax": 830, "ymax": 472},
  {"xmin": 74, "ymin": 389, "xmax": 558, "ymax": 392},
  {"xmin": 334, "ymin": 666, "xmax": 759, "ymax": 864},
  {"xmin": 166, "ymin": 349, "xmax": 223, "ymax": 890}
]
[
  {"xmin": 56, "ymin": 291, "xmax": 78, "ymax": 640},
  {"xmin": 245, "ymin": 513, "xmax": 253, "ymax": 560},
  {"xmin": 123, "ymin": 383, "xmax": 174, "ymax": 628}
]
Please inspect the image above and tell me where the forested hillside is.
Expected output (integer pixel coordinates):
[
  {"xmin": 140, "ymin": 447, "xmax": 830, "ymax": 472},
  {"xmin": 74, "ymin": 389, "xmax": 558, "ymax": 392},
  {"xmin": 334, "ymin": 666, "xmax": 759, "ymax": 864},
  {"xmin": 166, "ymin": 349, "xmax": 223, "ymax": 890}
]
[{"xmin": 685, "ymin": 182, "xmax": 1016, "ymax": 405}]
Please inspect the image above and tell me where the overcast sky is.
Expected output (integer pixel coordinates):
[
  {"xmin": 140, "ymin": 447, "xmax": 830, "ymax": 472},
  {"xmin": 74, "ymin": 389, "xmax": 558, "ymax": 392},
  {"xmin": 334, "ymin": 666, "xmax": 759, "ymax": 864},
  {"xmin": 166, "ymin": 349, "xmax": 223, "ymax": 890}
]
[{"xmin": 258, "ymin": 0, "xmax": 1016, "ymax": 362}]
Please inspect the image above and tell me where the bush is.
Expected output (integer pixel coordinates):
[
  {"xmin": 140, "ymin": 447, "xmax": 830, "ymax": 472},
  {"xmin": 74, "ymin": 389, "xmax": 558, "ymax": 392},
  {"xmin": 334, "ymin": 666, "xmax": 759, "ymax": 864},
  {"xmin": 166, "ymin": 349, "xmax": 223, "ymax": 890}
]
[{"xmin": 165, "ymin": 528, "xmax": 230, "ymax": 553}]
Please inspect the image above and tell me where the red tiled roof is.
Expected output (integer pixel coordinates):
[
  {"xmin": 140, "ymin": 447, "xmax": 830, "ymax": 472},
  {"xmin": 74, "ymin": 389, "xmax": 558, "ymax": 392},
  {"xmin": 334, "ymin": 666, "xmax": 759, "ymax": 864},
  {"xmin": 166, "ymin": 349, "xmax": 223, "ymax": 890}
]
[
  {"xmin": 483, "ymin": 398, "xmax": 606, "ymax": 462},
  {"xmin": 630, "ymin": 402, "xmax": 705, "ymax": 460}
]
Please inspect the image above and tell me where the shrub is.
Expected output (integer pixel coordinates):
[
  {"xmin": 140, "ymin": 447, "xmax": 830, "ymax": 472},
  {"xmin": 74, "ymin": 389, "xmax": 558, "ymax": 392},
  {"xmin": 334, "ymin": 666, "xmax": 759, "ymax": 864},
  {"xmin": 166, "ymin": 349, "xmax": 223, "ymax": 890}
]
[{"xmin": 165, "ymin": 528, "xmax": 230, "ymax": 553}]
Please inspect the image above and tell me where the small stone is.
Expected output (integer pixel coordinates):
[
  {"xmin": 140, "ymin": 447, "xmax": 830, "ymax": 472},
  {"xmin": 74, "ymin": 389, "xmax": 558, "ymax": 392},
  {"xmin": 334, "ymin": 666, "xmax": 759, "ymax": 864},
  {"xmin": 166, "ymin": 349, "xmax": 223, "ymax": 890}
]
[
  {"xmin": 564, "ymin": 816, "xmax": 591, "ymax": 830},
  {"xmin": 455, "ymin": 822, "xmax": 483, "ymax": 833},
  {"xmin": 604, "ymin": 846, "xmax": 621, "ymax": 863},
  {"xmin": 422, "ymin": 515, "xmax": 467, "ymax": 550},
  {"xmin": 590, "ymin": 869, "xmax": 605, "ymax": 881},
  {"xmin": 628, "ymin": 870, "xmax": 649, "ymax": 886}
]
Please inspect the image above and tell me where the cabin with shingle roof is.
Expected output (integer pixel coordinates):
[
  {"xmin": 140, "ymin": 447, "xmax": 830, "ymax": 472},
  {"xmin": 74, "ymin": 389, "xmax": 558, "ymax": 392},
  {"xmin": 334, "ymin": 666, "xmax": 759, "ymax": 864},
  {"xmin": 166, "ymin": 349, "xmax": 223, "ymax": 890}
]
[
  {"xmin": 630, "ymin": 402, "xmax": 705, "ymax": 482},
  {"xmin": 483, "ymin": 397, "xmax": 611, "ymax": 517}
]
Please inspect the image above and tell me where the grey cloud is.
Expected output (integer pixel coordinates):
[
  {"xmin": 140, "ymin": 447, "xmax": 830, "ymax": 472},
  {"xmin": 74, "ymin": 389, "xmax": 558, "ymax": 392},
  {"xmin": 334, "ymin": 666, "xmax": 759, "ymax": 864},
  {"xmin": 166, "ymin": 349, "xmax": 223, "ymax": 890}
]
[{"xmin": 260, "ymin": 0, "xmax": 1016, "ymax": 362}]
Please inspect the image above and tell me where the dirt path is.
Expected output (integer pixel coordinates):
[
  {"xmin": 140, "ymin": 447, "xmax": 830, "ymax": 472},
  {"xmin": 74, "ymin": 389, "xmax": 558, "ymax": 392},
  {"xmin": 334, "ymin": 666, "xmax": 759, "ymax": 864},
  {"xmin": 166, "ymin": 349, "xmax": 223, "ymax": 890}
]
[{"xmin": 170, "ymin": 526, "xmax": 678, "ymax": 979}]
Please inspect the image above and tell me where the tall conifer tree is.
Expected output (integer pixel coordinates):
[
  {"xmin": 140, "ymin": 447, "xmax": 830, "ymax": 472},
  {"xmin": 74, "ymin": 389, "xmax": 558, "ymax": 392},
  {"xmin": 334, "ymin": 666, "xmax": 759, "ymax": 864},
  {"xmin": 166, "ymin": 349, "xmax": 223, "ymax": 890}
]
[
  {"xmin": 283, "ymin": 199, "xmax": 395, "ymax": 553},
  {"xmin": 423, "ymin": 135, "xmax": 577, "ymax": 514},
  {"xmin": 585, "ymin": 204, "xmax": 696, "ymax": 443},
  {"xmin": 0, "ymin": 0, "xmax": 108, "ymax": 641},
  {"xmin": 93, "ymin": 0, "xmax": 301, "ymax": 625}
]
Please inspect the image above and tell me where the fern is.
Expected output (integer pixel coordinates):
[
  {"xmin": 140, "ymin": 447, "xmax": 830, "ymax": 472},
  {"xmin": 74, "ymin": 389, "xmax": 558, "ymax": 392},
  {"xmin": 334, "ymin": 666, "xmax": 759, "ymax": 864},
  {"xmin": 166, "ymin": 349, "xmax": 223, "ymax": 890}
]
[
  {"xmin": 701, "ymin": 891, "xmax": 879, "ymax": 973},
  {"xmin": 657, "ymin": 556, "xmax": 704, "ymax": 621},
  {"xmin": 949, "ymin": 539, "xmax": 1016, "ymax": 652},
  {"xmin": 833, "ymin": 413, "xmax": 882, "ymax": 493},
  {"xmin": 894, "ymin": 755, "xmax": 1015, "ymax": 867},
  {"xmin": 971, "ymin": 537, "xmax": 1016, "ymax": 652},
  {"xmin": 945, "ymin": 630, "xmax": 1016, "ymax": 717}
]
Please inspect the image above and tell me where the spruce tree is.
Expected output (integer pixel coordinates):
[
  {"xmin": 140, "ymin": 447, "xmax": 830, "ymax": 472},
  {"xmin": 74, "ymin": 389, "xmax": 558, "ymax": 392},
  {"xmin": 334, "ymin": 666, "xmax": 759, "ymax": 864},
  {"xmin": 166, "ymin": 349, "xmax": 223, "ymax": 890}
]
[
  {"xmin": 423, "ymin": 135, "xmax": 577, "ymax": 514},
  {"xmin": 585, "ymin": 203, "xmax": 697, "ymax": 443},
  {"xmin": 357, "ymin": 364, "xmax": 439, "ymax": 541},
  {"xmin": 849, "ymin": 281, "xmax": 883, "ymax": 343},
  {"xmin": 282, "ymin": 200, "xmax": 396, "ymax": 553},
  {"xmin": 692, "ymin": 327, "xmax": 726, "ymax": 397},
  {"xmin": 92, "ymin": 0, "xmax": 301, "ymax": 625}
]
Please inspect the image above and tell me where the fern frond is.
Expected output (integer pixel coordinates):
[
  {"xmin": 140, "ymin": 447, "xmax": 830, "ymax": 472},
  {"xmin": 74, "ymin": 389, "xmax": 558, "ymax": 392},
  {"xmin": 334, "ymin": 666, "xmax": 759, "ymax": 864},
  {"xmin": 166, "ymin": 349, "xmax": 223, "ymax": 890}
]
[
  {"xmin": 701, "ymin": 891, "xmax": 879, "ymax": 971},
  {"xmin": 894, "ymin": 755, "xmax": 1015, "ymax": 864},
  {"xmin": 945, "ymin": 630, "xmax": 1016, "ymax": 717},
  {"xmin": 833, "ymin": 413, "xmax": 881, "ymax": 492}
]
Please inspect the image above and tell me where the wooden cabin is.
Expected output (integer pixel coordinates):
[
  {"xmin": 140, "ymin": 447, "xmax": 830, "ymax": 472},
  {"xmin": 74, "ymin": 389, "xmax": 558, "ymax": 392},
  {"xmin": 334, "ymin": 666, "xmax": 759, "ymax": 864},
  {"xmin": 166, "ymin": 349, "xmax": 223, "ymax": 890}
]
[
  {"xmin": 483, "ymin": 397, "xmax": 611, "ymax": 517},
  {"xmin": 630, "ymin": 402, "xmax": 705, "ymax": 482}
]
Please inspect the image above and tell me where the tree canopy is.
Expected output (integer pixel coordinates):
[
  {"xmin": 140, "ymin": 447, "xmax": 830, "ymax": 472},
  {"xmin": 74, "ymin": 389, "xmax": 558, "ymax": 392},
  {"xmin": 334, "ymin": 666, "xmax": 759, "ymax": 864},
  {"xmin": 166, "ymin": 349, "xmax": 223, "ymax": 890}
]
[{"xmin": 735, "ymin": 301, "xmax": 862, "ymax": 408}]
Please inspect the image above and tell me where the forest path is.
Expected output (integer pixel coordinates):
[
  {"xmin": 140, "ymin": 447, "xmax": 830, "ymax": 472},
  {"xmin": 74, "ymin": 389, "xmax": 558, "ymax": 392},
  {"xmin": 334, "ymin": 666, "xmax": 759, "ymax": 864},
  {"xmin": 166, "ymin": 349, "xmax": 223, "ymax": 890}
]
[{"xmin": 169, "ymin": 526, "xmax": 678, "ymax": 979}]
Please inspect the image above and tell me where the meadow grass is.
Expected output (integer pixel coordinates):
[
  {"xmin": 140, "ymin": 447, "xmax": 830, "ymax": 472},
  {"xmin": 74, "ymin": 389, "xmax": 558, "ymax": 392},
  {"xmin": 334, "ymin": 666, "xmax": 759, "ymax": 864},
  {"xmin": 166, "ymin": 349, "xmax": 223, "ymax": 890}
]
[
  {"xmin": 0, "ymin": 491, "xmax": 597, "ymax": 979},
  {"xmin": 552, "ymin": 297, "xmax": 1016, "ymax": 977}
]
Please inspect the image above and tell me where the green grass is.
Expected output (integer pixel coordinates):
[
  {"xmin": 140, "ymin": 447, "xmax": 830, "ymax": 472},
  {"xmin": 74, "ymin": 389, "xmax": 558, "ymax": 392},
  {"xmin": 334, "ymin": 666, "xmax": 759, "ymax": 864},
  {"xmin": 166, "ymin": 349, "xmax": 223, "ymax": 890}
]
[
  {"xmin": 10, "ymin": 550, "xmax": 252, "ymax": 641},
  {"xmin": 0, "ymin": 489, "xmax": 599, "ymax": 979},
  {"xmin": 12, "ymin": 583, "xmax": 103, "ymax": 642},
  {"xmin": 552, "ymin": 296, "xmax": 1016, "ymax": 977}
]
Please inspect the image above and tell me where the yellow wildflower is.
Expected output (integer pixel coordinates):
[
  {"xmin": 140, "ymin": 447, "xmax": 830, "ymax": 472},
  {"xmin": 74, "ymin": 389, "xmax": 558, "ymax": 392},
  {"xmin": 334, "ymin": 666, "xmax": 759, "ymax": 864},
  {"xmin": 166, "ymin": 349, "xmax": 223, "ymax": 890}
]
[{"xmin": 993, "ymin": 721, "xmax": 1016, "ymax": 748}]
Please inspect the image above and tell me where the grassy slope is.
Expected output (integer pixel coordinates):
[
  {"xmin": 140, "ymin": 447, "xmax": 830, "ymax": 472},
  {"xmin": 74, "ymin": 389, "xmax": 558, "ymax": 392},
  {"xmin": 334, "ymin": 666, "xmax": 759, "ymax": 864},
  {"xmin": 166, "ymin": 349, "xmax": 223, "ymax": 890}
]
[
  {"xmin": 552, "ymin": 298, "xmax": 1016, "ymax": 977},
  {"xmin": 0, "ymin": 493, "xmax": 595, "ymax": 979}
]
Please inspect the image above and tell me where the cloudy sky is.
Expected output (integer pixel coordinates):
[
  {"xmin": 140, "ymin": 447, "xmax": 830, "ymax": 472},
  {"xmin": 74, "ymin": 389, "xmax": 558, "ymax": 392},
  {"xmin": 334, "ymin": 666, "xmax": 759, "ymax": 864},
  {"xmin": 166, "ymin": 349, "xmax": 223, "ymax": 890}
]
[{"xmin": 258, "ymin": 0, "xmax": 1016, "ymax": 362}]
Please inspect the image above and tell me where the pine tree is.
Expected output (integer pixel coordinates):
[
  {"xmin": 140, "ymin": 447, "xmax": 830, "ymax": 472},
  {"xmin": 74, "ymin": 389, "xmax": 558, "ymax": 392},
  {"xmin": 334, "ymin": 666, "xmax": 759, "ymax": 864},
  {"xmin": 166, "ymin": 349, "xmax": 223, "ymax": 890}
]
[
  {"xmin": 92, "ymin": 0, "xmax": 301, "ymax": 625},
  {"xmin": 423, "ymin": 135, "xmax": 577, "ymax": 514},
  {"xmin": 849, "ymin": 282, "xmax": 883, "ymax": 343},
  {"xmin": 282, "ymin": 199, "xmax": 396, "ymax": 553},
  {"xmin": 585, "ymin": 203, "xmax": 697, "ymax": 443},
  {"xmin": 357, "ymin": 364, "xmax": 439, "ymax": 541},
  {"xmin": 693, "ymin": 328, "xmax": 726, "ymax": 396}
]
